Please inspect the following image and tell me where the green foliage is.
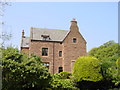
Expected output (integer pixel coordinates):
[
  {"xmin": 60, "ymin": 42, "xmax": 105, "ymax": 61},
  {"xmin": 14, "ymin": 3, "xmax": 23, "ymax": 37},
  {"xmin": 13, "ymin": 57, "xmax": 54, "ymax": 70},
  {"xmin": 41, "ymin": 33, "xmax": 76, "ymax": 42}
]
[
  {"xmin": 112, "ymin": 58, "xmax": 120, "ymax": 86},
  {"xmin": 50, "ymin": 72, "xmax": 79, "ymax": 90},
  {"xmin": 73, "ymin": 56, "xmax": 103, "ymax": 82},
  {"xmin": 53, "ymin": 72, "xmax": 72, "ymax": 79},
  {"xmin": 88, "ymin": 40, "xmax": 119, "ymax": 61},
  {"xmin": 88, "ymin": 41, "xmax": 120, "ymax": 88},
  {"xmin": 2, "ymin": 47, "xmax": 51, "ymax": 90},
  {"xmin": 101, "ymin": 60, "xmax": 117, "ymax": 80},
  {"xmin": 116, "ymin": 57, "xmax": 120, "ymax": 74}
]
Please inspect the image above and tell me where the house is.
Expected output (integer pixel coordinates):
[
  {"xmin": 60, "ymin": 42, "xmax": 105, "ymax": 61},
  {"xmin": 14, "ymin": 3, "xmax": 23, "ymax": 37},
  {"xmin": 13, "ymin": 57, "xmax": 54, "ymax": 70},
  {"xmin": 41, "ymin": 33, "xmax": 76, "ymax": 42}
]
[{"xmin": 20, "ymin": 19, "xmax": 87, "ymax": 74}]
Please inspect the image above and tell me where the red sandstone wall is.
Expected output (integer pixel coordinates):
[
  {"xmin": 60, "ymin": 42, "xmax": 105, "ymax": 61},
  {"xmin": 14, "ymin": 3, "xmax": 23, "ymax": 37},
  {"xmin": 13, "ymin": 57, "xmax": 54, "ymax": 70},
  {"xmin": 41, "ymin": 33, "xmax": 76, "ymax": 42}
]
[
  {"xmin": 21, "ymin": 48, "xmax": 29, "ymax": 55},
  {"xmin": 63, "ymin": 29, "xmax": 87, "ymax": 73},
  {"xmin": 29, "ymin": 41, "xmax": 63, "ymax": 74}
]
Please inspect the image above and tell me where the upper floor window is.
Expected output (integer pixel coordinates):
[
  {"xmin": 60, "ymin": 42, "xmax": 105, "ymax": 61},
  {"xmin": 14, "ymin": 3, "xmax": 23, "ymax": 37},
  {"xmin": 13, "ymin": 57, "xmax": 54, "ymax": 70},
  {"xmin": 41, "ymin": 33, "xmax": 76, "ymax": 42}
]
[
  {"xmin": 59, "ymin": 51, "xmax": 62, "ymax": 57},
  {"xmin": 73, "ymin": 38, "xmax": 77, "ymax": 43},
  {"xmin": 42, "ymin": 48, "xmax": 48, "ymax": 56}
]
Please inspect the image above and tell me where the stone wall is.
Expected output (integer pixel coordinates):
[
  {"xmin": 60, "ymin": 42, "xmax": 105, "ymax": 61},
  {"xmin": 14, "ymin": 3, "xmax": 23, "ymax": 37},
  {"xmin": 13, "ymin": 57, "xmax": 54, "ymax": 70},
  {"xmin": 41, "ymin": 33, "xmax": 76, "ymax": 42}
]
[
  {"xmin": 21, "ymin": 48, "xmax": 29, "ymax": 55},
  {"xmin": 21, "ymin": 20, "xmax": 87, "ymax": 74},
  {"xmin": 63, "ymin": 21, "xmax": 87, "ymax": 73},
  {"xmin": 29, "ymin": 41, "xmax": 63, "ymax": 74}
]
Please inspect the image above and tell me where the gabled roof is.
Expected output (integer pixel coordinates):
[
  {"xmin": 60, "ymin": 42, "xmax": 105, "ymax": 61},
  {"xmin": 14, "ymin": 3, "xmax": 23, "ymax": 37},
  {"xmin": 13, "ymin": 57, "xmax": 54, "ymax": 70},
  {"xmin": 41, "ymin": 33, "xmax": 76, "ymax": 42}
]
[
  {"xmin": 21, "ymin": 37, "xmax": 29, "ymax": 48},
  {"xmin": 21, "ymin": 26, "xmax": 86, "ymax": 48},
  {"xmin": 31, "ymin": 27, "xmax": 69, "ymax": 42}
]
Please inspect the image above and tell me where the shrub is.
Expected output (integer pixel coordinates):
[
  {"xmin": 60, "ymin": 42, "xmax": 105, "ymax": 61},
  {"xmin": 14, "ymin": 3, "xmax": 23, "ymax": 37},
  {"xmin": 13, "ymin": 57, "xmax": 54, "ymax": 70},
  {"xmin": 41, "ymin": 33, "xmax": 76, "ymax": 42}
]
[
  {"xmin": 73, "ymin": 56, "xmax": 103, "ymax": 82},
  {"xmin": 50, "ymin": 72, "xmax": 78, "ymax": 90}
]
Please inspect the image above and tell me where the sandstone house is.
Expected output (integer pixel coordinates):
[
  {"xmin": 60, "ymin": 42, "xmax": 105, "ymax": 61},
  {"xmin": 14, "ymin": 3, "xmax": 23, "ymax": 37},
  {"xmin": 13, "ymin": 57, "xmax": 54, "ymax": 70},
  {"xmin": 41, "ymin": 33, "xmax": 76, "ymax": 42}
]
[{"xmin": 20, "ymin": 19, "xmax": 87, "ymax": 74}]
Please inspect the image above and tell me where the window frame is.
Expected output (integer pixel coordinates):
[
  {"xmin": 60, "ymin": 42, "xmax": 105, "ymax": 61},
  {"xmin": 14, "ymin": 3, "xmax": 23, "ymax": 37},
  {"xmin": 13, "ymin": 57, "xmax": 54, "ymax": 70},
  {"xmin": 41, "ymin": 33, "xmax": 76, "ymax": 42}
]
[
  {"xmin": 58, "ymin": 67, "xmax": 63, "ymax": 73},
  {"xmin": 42, "ymin": 48, "xmax": 48, "ymax": 56},
  {"xmin": 73, "ymin": 38, "xmax": 77, "ymax": 43},
  {"xmin": 59, "ymin": 51, "xmax": 62, "ymax": 57}
]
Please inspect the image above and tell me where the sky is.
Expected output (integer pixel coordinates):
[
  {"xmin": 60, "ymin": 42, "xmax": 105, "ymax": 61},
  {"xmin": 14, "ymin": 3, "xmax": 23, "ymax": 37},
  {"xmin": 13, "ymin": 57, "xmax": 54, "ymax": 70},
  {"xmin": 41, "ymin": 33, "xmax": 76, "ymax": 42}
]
[{"xmin": 2, "ymin": 2, "xmax": 118, "ymax": 51}]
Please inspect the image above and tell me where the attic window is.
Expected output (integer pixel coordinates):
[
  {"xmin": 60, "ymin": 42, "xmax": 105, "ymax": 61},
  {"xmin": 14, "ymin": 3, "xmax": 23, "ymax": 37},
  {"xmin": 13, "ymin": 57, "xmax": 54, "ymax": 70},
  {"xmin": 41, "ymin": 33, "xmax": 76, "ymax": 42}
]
[
  {"xmin": 41, "ymin": 35, "xmax": 50, "ymax": 40},
  {"xmin": 73, "ymin": 38, "xmax": 77, "ymax": 43}
]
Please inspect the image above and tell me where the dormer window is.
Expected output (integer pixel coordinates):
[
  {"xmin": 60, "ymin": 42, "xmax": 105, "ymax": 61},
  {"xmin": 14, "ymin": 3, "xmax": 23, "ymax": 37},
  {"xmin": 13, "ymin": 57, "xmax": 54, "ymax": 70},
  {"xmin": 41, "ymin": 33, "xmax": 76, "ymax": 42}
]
[
  {"xmin": 41, "ymin": 35, "xmax": 50, "ymax": 40},
  {"xmin": 73, "ymin": 38, "xmax": 77, "ymax": 43}
]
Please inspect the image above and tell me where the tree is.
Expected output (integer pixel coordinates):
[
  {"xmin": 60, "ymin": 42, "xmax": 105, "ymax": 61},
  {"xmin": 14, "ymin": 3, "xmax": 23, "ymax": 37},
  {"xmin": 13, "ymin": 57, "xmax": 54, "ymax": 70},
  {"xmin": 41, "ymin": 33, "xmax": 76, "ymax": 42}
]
[
  {"xmin": 73, "ymin": 56, "xmax": 103, "ymax": 82},
  {"xmin": 2, "ymin": 47, "xmax": 51, "ymax": 90},
  {"xmin": 112, "ymin": 58, "xmax": 120, "ymax": 86},
  {"xmin": 88, "ymin": 40, "xmax": 119, "ymax": 62},
  {"xmin": 0, "ymin": 1, "xmax": 10, "ymax": 16},
  {"xmin": 88, "ymin": 40, "xmax": 120, "ymax": 88},
  {"xmin": 88, "ymin": 41, "xmax": 119, "ymax": 81},
  {"xmin": 116, "ymin": 57, "xmax": 120, "ymax": 74},
  {"xmin": 0, "ymin": 1, "xmax": 12, "ymax": 48}
]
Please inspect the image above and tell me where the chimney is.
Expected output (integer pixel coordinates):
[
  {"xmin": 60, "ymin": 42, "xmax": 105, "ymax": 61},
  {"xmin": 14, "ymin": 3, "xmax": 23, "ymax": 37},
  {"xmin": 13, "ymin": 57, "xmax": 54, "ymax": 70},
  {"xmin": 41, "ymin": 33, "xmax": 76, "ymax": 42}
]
[
  {"xmin": 22, "ymin": 29, "xmax": 25, "ymax": 38},
  {"xmin": 70, "ymin": 18, "xmax": 79, "ymax": 32}
]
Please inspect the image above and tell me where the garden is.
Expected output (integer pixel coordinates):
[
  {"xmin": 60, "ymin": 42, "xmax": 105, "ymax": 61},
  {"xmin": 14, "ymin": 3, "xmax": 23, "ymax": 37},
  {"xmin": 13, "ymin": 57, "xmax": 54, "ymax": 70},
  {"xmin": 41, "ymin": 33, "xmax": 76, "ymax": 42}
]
[{"xmin": 1, "ymin": 40, "xmax": 120, "ymax": 90}]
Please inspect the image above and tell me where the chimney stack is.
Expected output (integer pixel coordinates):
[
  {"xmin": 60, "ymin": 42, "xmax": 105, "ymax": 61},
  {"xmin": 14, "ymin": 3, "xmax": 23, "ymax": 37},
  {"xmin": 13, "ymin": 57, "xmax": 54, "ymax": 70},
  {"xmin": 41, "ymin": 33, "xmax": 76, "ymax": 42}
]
[
  {"xmin": 70, "ymin": 18, "xmax": 79, "ymax": 31},
  {"xmin": 22, "ymin": 29, "xmax": 25, "ymax": 38}
]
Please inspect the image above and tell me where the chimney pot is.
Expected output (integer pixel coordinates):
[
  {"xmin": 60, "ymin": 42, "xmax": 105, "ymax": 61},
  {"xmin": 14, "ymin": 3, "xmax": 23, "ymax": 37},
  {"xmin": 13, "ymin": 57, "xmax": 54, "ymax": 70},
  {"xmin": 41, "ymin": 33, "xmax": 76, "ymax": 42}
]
[
  {"xmin": 72, "ymin": 18, "xmax": 76, "ymax": 21},
  {"xmin": 71, "ymin": 18, "xmax": 77, "ymax": 24}
]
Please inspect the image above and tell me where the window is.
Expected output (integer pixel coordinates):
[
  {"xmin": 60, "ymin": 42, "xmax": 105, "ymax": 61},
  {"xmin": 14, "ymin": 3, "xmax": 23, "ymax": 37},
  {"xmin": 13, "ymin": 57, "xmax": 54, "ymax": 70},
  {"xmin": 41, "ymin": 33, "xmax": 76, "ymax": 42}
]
[
  {"xmin": 42, "ymin": 48, "xmax": 48, "ymax": 56},
  {"xmin": 73, "ymin": 38, "xmax": 77, "ymax": 43},
  {"xmin": 41, "ymin": 35, "xmax": 50, "ymax": 41},
  {"xmin": 59, "ymin": 51, "xmax": 62, "ymax": 57},
  {"xmin": 58, "ymin": 67, "xmax": 63, "ymax": 73},
  {"xmin": 43, "ymin": 62, "xmax": 49, "ymax": 69},
  {"xmin": 71, "ymin": 60, "xmax": 75, "ymax": 70}
]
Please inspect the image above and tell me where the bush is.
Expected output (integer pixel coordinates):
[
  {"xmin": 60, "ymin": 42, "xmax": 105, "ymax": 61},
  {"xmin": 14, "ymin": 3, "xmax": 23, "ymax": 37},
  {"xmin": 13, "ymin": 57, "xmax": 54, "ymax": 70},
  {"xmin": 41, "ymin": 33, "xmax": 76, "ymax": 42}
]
[
  {"xmin": 53, "ymin": 72, "xmax": 72, "ymax": 79},
  {"xmin": 50, "ymin": 72, "xmax": 79, "ymax": 90},
  {"xmin": 73, "ymin": 56, "xmax": 103, "ymax": 82}
]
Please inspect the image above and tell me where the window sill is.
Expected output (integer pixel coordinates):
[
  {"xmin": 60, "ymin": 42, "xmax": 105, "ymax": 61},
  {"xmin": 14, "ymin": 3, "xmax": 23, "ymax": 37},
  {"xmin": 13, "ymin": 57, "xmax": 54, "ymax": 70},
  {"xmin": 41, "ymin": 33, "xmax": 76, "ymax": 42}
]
[{"xmin": 42, "ymin": 56, "xmax": 49, "ymax": 57}]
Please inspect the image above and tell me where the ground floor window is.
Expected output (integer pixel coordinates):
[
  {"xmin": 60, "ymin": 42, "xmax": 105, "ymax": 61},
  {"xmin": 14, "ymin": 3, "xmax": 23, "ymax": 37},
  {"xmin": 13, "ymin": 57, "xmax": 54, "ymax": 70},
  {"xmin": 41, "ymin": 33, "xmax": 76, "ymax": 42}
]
[
  {"xmin": 58, "ymin": 67, "xmax": 63, "ymax": 73},
  {"xmin": 71, "ymin": 60, "xmax": 75, "ymax": 71},
  {"xmin": 43, "ymin": 62, "xmax": 49, "ymax": 69}
]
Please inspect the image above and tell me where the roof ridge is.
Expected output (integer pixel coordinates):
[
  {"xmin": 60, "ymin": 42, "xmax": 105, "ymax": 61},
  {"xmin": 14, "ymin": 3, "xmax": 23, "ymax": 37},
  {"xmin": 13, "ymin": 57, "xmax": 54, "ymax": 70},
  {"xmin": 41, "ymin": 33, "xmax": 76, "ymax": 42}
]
[{"xmin": 31, "ymin": 27, "xmax": 69, "ymax": 32}]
